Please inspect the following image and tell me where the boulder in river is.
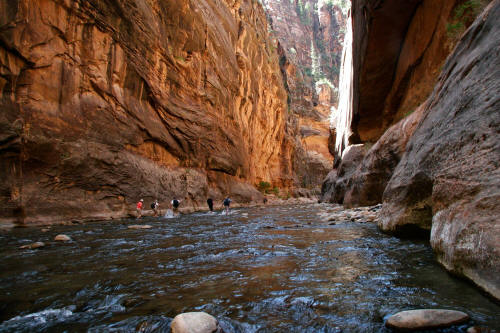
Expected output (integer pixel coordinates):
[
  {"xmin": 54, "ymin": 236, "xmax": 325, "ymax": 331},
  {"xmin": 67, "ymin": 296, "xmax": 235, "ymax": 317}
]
[
  {"xmin": 386, "ymin": 309, "xmax": 469, "ymax": 331},
  {"xmin": 19, "ymin": 241, "xmax": 45, "ymax": 249},
  {"xmin": 54, "ymin": 234, "xmax": 71, "ymax": 241},
  {"xmin": 128, "ymin": 225, "xmax": 152, "ymax": 229},
  {"xmin": 171, "ymin": 312, "xmax": 221, "ymax": 333}
]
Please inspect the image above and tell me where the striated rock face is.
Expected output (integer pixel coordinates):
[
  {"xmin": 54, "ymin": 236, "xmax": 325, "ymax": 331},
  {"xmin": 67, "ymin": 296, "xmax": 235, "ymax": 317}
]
[
  {"xmin": 322, "ymin": 0, "xmax": 499, "ymax": 299},
  {"xmin": 342, "ymin": 103, "xmax": 426, "ymax": 208},
  {"xmin": 262, "ymin": 0, "xmax": 347, "ymax": 188},
  {"xmin": 335, "ymin": 0, "xmax": 462, "ymax": 155},
  {"xmin": 0, "ymin": 0, "xmax": 292, "ymax": 224},
  {"xmin": 380, "ymin": 1, "xmax": 500, "ymax": 299}
]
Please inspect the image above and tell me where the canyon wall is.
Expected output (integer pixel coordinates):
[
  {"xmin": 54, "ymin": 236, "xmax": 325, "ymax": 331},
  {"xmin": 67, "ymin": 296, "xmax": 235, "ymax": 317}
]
[
  {"xmin": 323, "ymin": 0, "xmax": 499, "ymax": 299},
  {"xmin": 262, "ymin": 0, "xmax": 346, "ymax": 189},
  {"xmin": 380, "ymin": 1, "xmax": 500, "ymax": 299},
  {"xmin": 324, "ymin": 0, "xmax": 486, "ymax": 204},
  {"xmin": 0, "ymin": 0, "xmax": 292, "ymax": 225},
  {"xmin": 335, "ymin": 0, "xmax": 469, "ymax": 153}
]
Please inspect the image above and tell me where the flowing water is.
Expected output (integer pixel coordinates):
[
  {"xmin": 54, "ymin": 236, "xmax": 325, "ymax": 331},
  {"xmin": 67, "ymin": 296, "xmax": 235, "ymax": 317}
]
[{"xmin": 0, "ymin": 204, "xmax": 498, "ymax": 332}]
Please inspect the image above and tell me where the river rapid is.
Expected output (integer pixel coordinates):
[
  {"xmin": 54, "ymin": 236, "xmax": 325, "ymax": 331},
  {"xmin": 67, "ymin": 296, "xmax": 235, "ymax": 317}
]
[{"xmin": 0, "ymin": 203, "xmax": 499, "ymax": 332}]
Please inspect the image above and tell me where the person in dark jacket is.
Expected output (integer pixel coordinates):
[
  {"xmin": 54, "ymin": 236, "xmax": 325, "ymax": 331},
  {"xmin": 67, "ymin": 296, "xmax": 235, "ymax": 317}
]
[
  {"xmin": 223, "ymin": 197, "xmax": 231, "ymax": 214},
  {"xmin": 171, "ymin": 198, "xmax": 180, "ymax": 214},
  {"xmin": 207, "ymin": 198, "xmax": 214, "ymax": 212}
]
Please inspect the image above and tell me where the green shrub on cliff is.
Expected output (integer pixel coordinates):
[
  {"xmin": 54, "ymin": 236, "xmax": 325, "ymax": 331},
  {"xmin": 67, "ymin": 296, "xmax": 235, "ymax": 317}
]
[
  {"xmin": 258, "ymin": 181, "xmax": 271, "ymax": 193},
  {"xmin": 324, "ymin": 0, "xmax": 350, "ymax": 16},
  {"xmin": 446, "ymin": 0, "xmax": 486, "ymax": 39}
]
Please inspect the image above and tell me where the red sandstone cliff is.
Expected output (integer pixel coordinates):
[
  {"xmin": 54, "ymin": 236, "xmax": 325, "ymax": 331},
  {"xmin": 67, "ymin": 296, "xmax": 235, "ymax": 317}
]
[
  {"xmin": 262, "ymin": 0, "xmax": 347, "ymax": 189},
  {"xmin": 0, "ymin": 0, "xmax": 293, "ymax": 224}
]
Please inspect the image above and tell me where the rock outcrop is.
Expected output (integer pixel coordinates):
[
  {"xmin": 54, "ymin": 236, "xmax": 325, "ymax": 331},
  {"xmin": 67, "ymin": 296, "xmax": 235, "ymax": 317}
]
[
  {"xmin": 342, "ymin": 103, "xmax": 426, "ymax": 207},
  {"xmin": 0, "ymin": 0, "xmax": 292, "ymax": 224},
  {"xmin": 322, "ymin": 0, "xmax": 500, "ymax": 300},
  {"xmin": 380, "ymin": 1, "xmax": 500, "ymax": 299},
  {"xmin": 335, "ymin": 0, "xmax": 464, "ymax": 155},
  {"xmin": 320, "ymin": 144, "xmax": 366, "ymax": 204}
]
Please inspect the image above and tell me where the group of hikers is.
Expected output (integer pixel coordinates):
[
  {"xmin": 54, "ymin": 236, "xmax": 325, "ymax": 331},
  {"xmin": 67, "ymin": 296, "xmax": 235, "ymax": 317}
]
[{"xmin": 135, "ymin": 197, "xmax": 232, "ymax": 218}]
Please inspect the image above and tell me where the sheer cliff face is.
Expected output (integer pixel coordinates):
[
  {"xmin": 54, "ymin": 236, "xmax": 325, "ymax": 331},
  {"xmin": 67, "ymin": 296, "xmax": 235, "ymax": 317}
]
[
  {"xmin": 0, "ymin": 0, "xmax": 291, "ymax": 224},
  {"xmin": 262, "ymin": 0, "xmax": 346, "ymax": 188},
  {"xmin": 326, "ymin": 0, "xmax": 499, "ymax": 300},
  {"xmin": 336, "ymin": 0, "xmax": 466, "ymax": 152}
]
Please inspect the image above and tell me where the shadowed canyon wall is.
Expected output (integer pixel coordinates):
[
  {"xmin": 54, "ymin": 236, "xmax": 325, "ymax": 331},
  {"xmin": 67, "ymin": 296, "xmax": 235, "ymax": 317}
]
[
  {"xmin": 0, "ymin": 0, "xmax": 295, "ymax": 224},
  {"xmin": 322, "ymin": 0, "xmax": 499, "ymax": 299}
]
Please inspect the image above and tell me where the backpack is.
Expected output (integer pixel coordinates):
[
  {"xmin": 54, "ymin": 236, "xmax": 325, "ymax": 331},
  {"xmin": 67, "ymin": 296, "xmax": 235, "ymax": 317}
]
[
  {"xmin": 173, "ymin": 199, "xmax": 179, "ymax": 208},
  {"xmin": 151, "ymin": 203, "xmax": 155, "ymax": 209}
]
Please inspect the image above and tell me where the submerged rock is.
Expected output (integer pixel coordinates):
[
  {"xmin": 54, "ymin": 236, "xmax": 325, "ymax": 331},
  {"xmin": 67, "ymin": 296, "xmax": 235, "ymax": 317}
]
[
  {"xmin": 170, "ymin": 312, "xmax": 221, "ymax": 333},
  {"xmin": 386, "ymin": 309, "xmax": 469, "ymax": 331},
  {"xmin": 20, "ymin": 242, "xmax": 45, "ymax": 249},
  {"xmin": 467, "ymin": 326, "xmax": 498, "ymax": 333},
  {"xmin": 54, "ymin": 234, "xmax": 71, "ymax": 242},
  {"xmin": 128, "ymin": 225, "xmax": 152, "ymax": 230}
]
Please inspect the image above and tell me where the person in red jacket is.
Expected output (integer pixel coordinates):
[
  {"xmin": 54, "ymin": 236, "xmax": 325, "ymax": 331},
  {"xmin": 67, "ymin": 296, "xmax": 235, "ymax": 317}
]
[{"xmin": 136, "ymin": 199, "xmax": 144, "ymax": 219}]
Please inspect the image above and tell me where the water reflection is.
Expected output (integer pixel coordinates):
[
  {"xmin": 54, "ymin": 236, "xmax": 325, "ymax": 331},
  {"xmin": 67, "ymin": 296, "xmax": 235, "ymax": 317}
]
[{"xmin": 0, "ymin": 204, "xmax": 499, "ymax": 332}]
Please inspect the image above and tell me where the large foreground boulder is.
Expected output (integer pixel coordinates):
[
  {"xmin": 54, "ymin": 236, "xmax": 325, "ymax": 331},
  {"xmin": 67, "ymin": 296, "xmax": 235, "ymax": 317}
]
[
  {"xmin": 379, "ymin": 1, "xmax": 500, "ymax": 299},
  {"xmin": 171, "ymin": 312, "xmax": 222, "ymax": 333},
  {"xmin": 386, "ymin": 309, "xmax": 469, "ymax": 331}
]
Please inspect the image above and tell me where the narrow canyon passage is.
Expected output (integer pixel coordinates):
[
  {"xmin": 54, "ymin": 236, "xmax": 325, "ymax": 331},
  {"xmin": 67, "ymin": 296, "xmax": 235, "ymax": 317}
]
[{"xmin": 1, "ymin": 204, "xmax": 499, "ymax": 332}]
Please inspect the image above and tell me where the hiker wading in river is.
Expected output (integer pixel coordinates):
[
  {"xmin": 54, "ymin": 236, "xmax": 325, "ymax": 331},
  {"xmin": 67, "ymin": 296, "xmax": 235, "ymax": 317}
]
[
  {"xmin": 136, "ymin": 199, "xmax": 144, "ymax": 219},
  {"xmin": 171, "ymin": 198, "xmax": 181, "ymax": 214},
  {"xmin": 223, "ymin": 197, "xmax": 231, "ymax": 214}
]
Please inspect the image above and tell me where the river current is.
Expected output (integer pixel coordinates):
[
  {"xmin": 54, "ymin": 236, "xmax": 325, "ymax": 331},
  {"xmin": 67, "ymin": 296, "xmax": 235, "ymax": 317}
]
[{"xmin": 0, "ymin": 204, "xmax": 499, "ymax": 332}]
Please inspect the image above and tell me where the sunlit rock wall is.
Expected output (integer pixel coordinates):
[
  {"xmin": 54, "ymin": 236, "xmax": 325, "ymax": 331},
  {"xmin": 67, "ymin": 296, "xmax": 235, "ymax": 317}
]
[
  {"xmin": 0, "ymin": 0, "xmax": 292, "ymax": 224},
  {"xmin": 262, "ymin": 0, "xmax": 347, "ymax": 189}
]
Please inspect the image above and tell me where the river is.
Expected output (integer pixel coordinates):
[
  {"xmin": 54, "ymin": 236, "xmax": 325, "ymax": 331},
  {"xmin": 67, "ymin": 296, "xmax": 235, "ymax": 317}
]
[{"xmin": 0, "ymin": 203, "xmax": 498, "ymax": 332}]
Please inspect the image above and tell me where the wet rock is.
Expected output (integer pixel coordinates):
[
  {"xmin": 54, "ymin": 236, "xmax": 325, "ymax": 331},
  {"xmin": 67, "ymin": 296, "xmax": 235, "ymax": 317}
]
[
  {"xmin": 170, "ymin": 312, "xmax": 221, "ymax": 333},
  {"xmin": 128, "ymin": 225, "xmax": 152, "ymax": 230},
  {"xmin": 20, "ymin": 242, "xmax": 45, "ymax": 249},
  {"xmin": 386, "ymin": 309, "xmax": 469, "ymax": 331},
  {"xmin": 54, "ymin": 234, "xmax": 71, "ymax": 242},
  {"xmin": 380, "ymin": 2, "xmax": 500, "ymax": 299}
]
